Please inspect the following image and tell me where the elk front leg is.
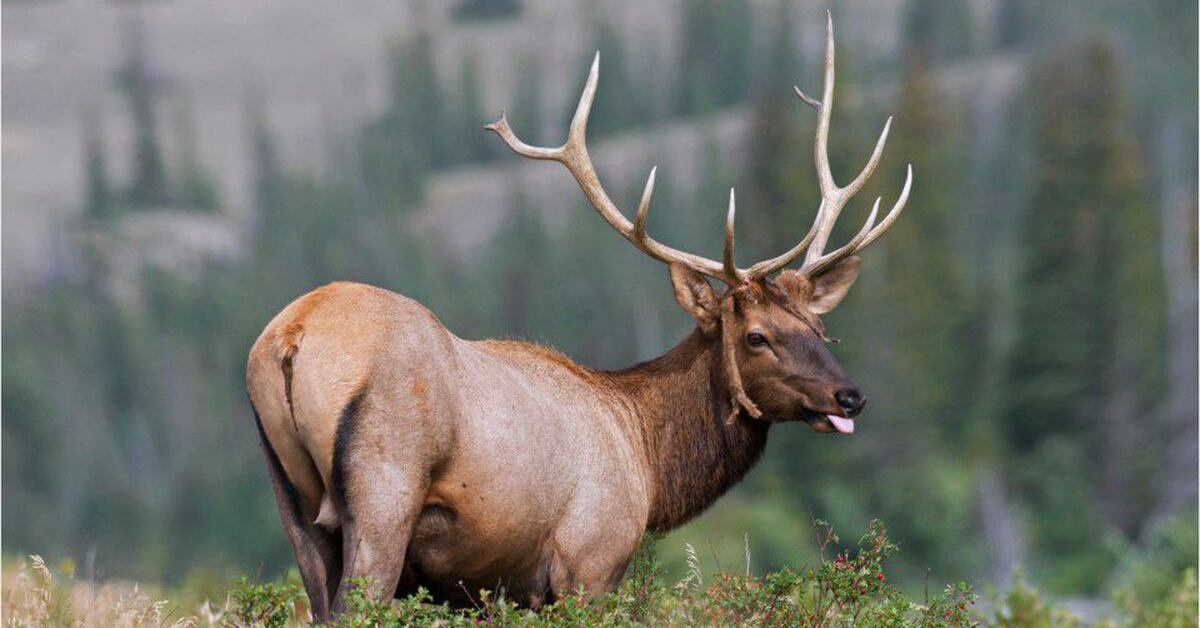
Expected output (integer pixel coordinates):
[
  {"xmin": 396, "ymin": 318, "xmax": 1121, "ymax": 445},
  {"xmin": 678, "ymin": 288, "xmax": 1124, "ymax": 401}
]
[
  {"xmin": 548, "ymin": 513, "xmax": 642, "ymax": 602},
  {"xmin": 331, "ymin": 475, "xmax": 427, "ymax": 613}
]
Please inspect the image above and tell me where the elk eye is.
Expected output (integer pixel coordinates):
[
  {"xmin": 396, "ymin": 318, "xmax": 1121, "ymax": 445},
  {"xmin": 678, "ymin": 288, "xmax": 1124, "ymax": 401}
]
[{"xmin": 746, "ymin": 332, "xmax": 768, "ymax": 347}]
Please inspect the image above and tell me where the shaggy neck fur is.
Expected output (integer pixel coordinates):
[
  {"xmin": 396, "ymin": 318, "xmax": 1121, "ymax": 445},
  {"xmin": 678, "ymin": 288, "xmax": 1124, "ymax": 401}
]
[{"xmin": 604, "ymin": 328, "xmax": 771, "ymax": 531}]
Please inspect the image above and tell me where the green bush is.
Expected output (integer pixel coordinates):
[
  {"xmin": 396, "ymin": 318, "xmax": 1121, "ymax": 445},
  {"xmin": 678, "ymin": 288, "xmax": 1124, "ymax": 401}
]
[
  {"xmin": 227, "ymin": 520, "xmax": 980, "ymax": 627},
  {"xmin": 10, "ymin": 519, "xmax": 1197, "ymax": 626},
  {"xmin": 1110, "ymin": 510, "xmax": 1199, "ymax": 628},
  {"xmin": 988, "ymin": 572, "xmax": 1082, "ymax": 628},
  {"xmin": 226, "ymin": 575, "xmax": 306, "ymax": 628}
]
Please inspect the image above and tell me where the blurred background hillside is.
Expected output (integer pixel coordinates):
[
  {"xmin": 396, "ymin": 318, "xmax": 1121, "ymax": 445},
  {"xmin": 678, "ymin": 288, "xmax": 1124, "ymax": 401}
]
[{"xmin": 3, "ymin": 0, "xmax": 1196, "ymax": 605}]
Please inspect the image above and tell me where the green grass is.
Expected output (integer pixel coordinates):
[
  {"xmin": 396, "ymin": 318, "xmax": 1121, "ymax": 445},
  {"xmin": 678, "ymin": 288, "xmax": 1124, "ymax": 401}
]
[{"xmin": 3, "ymin": 518, "xmax": 1195, "ymax": 627}]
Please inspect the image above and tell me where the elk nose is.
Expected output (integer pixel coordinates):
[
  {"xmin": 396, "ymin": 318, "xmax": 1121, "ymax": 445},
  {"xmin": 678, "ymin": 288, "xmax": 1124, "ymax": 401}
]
[{"xmin": 835, "ymin": 388, "xmax": 866, "ymax": 417}]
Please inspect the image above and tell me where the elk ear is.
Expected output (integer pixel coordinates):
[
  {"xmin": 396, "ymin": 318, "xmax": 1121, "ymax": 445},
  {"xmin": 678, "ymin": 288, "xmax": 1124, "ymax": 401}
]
[
  {"xmin": 808, "ymin": 256, "xmax": 861, "ymax": 314},
  {"xmin": 670, "ymin": 264, "xmax": 719, "ymax": 334}
]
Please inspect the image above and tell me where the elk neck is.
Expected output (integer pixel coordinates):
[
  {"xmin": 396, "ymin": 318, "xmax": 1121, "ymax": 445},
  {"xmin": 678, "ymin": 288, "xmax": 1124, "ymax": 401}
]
[{"xmin": 602, "ymin": 327, "xmax": 771, "ymax": 532}]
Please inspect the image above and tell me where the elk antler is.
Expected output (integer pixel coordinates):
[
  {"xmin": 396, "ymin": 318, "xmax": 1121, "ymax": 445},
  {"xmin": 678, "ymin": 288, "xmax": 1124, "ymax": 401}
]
[
  {"xmin": 487, "ymin": 11, "xmax": 911, "ymax": 285},
  {"xmin": 748, "ymin": 11, "xmax": 913, "ymax": 279},
  {"xmin": 486, "ymin": 53, "xmax": 748, "ymax": 286}
]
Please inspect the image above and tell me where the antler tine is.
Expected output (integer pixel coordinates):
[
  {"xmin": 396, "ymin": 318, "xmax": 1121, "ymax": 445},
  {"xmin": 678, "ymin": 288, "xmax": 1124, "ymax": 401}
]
[
  {"xmin": 813, "ymin": 10, "xmax": 838, "ymax": 199},
  {"xmin": 723, "ymin": 189, "xmax": 744, "ymax": 283},
  {"xmin": 845, "ymin": 117, "xmax": 892, "ymax": 197},
  {"xmin": 633, "ymin": 167, "xmax": 656, "ymax": 242},
  {"xmin": 484, "ymin": 111, "xmax": 563, "ymax": 161},
  {"xmin": 488, "ymin": 52, "xmax": 745, "ymax": 286},
  {"xmin": 852, "ymin": 164, "xmax": 912, "ymax": 251},
  {"xmin": 802, "ymin": 197, "xmax": 880, "ymax": 277},
  {"xmin": 802, "ymin": 164, "xmax": 913, "ymax": 276},
  {"xmin": 793, "ymin": 85, "xmax": 821, "ymax": 109},
  {"xmin": 747, "ymin": 12, "xmax": 912, "ymax": 280},
  {"xmin": 567, "ymin": 53, "xmax": 601, "ymax": 146}
]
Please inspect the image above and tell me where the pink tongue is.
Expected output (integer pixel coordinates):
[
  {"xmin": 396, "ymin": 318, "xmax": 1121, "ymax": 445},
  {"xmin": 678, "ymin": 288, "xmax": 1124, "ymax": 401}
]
[{"xmin": 827, "ymin": 415, "xmax": 855, "ymax": 434}]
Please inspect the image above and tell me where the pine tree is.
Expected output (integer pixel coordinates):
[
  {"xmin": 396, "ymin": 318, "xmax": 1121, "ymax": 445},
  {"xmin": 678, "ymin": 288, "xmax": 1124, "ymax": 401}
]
[
  {"xmin": 116, "ymin": 14, "xmax": 170, "ymax": 208},
  {"xmin": 486, "ymin": 190, "xmax": 552, "ymax": 339},
  {"xmin": 678, "ymin": 0, "xmax": 752, "ymax": 114},
  {"xmin": 589, "ymin": 16, "xmax": 639, "ymax": 136},
  {"xmin": 246, "ymin": 94, "xmax": 281, "ymax": 215},
  {"xmin": 1006, "ymin": 37, "xmax": 1154, "ymax": 591},
  {"xmin": 509, "ymin": 51, "xmax": 545, "ymax": 144},
  {"xmin": 83, "ymin": 109, "xmax": 116, "ymax": 220},
  {"xmin": 904, "ymin": 0, "xmax": 974, "ymax": 61},
  {"xmin": 743, "ymin": 0, "xmax": 808, "ymax": 261},
  {"xmin": 993, "ymin": 0, "xmax": 1033, "ymax": 50},
  {"xmin": 171, "ymin": 95, "xmax": 220, "ymax": 210},
  {"xmin": 455, "ymin": 51, "xmax": 491, "ymax": 163},
  {"xmin": 874, "ymin": 50, "xmax": 972, "ymax": 445},
  {"xmin": 752, "ymin": 0, "xmax": 800, "ymax": 95},
  {"xmin": 410, "ymin": 33, "xmax": 451, "ymax": 169},
  {"xmin": 390, "ymin": 31, "xmax": 449, "ymax": 169},
  {"xmin": 358, "ymin": 35, "xmax": 438, "ymax": 211}
]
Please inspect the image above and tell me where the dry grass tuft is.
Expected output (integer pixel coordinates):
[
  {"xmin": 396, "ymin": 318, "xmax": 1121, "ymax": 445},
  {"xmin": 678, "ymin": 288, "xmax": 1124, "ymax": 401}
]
[{"xmin": 2, "ymin": 556, "xmax": 220, "ymax": 628}]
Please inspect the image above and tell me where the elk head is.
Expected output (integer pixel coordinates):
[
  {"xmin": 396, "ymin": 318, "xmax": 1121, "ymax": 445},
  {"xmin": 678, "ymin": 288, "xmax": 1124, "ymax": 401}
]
[{"xmin": 488, "ymin": 13, "xmax": 911, "ymax": 435}]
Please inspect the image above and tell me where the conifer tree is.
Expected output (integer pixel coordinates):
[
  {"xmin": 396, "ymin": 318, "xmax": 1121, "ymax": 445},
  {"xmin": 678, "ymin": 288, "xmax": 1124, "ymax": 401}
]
[
  {"xmin": 904, "ymin": 0, "xmax": 974, "ymax": 62},
  {"xmin": 358, "ymin": 36, "xmax": 437, "ymax": 211},
  {"xmin": 1006, "ymin": 37, "xmax": 1155, "ymax": 590},
  {"xmin": 589, "ymin": 16, "xmax": 639, "ymax": 136},
  {"xmin": 391, "ymin": 31, "xmax": 449, "ymax": 169},
  {"xmin": 116, "ymin": 15, "xmax": 170, "ymax": 208},
  {"xmin": 993, "ymin": 0, "xmax": 1033, "ymax": 50},
  {"xmin": 873, "ymin": 50, "xmax": 972, "ymax": 445},
  {"xmin": 83, "ymin": 109, "xmax": 116, "ymax": 220},
  {"xmin": 486, "ymin": 190, "xmax": 552, "ymax": 339},
  {"xmin": 509, "ymin": 51, "xmax": 544, "ymax": 144},
  {"xmin": 246, "ymin": 94, "xmax": 281, "ymax": 215},
  {"xmin": 171, "ymin": 95, "xmax": 219, "ymax": 210},
  {"xmin": 455, "ymin": 51, "xmax": 491, "ymax": 163},
  {"xmin": 678, "ymin": 0, "xmax": 752, "ymax": 114},
  {"xmin": 743, "ymin": 0, "xmax": 807, "ymax": 260}
]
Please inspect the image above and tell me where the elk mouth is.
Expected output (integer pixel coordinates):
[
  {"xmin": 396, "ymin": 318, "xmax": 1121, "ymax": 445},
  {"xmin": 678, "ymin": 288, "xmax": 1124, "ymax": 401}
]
[{"xmin": 800, "ymin": 409, "xmax": 855, "ymax": 434}]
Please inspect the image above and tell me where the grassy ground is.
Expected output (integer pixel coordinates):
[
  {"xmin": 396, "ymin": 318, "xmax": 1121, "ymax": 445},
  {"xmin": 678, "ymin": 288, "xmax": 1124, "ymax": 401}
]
[{"xmin": 3, "ymin": 520, "xmax": 1195, "ymax": 627}]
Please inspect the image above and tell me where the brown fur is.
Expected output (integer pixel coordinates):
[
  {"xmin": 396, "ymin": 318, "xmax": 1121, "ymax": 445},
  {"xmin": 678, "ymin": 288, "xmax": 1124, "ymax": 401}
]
[
  {"xmin": 605, "ymin": 329, "xmax": 770, "ymax": 530},
  {"xmin": 247, "ymin": 261, "xmax": 864, "ymax": 620}
]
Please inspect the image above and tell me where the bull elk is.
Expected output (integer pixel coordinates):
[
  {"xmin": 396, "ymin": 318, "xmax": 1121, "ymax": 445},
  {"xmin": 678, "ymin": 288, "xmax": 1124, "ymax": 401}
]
[{"xmin": 246, "ymin": 14, "xmax": 911, "ymax": 621}]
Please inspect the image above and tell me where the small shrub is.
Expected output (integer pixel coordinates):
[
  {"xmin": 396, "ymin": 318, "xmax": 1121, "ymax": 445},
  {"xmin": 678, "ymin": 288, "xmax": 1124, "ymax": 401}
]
[
  {"xmin": 1110, "ymin": 510, "xmax": 1199, "ymax": 627},
  {"xmin": 989, "ymin": 572, "xmax": 1081, "ymax": 628},
  {"xmin": 1116, "ymin": 567, "xmax": 1198, "ymax": 628},
  {"xmin": 225, "ymin": 576, "xmax": 304, "ymax": 627}
]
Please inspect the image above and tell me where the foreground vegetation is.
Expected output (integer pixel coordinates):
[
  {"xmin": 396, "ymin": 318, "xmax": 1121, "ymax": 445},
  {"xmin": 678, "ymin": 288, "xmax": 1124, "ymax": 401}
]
[{"xmin": 4, "ymin": 521, "xmax": 1195, "ymax": 627}]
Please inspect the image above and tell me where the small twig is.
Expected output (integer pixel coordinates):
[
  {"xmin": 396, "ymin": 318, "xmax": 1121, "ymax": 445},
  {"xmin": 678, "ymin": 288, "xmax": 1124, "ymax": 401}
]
[
  {"xmin": 744, "ymin": 533, "xmax": 751, "ymax": 578},
  {"xmin": 458, "ymin": 580, "xmax": 484, "ymax": 617},
  {"xmin": 706, "ymin": 535, "xmax": 723, "ymax": 574},
  {"xmin": 157, "ymin": 603, "xmax": 182, "ymax": 628},
  {"xmin": 924, "ymin": 568, "xmax": 931, "ymax": 607}
]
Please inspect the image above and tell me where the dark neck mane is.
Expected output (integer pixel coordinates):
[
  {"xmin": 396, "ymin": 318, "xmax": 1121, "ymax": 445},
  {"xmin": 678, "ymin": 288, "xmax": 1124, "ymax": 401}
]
[{"xmin": 603, "ymin": 329, "xmax": 770, "ymax": 531}]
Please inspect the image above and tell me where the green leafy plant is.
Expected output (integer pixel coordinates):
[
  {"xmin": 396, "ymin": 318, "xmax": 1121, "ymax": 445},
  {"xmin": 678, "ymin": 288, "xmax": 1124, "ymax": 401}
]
[{"xmin": 225, "ymin": 575, "xmax": 305, "ymax": 627}]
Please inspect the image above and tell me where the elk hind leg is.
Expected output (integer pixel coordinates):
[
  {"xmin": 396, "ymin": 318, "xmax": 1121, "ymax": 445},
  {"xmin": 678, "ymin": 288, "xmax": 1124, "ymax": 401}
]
[
  {"xmin": 329, "ymin": 393, "xmax": 430, "ymax": 613},
  {"xmin": 251, "ymin": 407, "xmax": 342, "ymax": 623}
]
